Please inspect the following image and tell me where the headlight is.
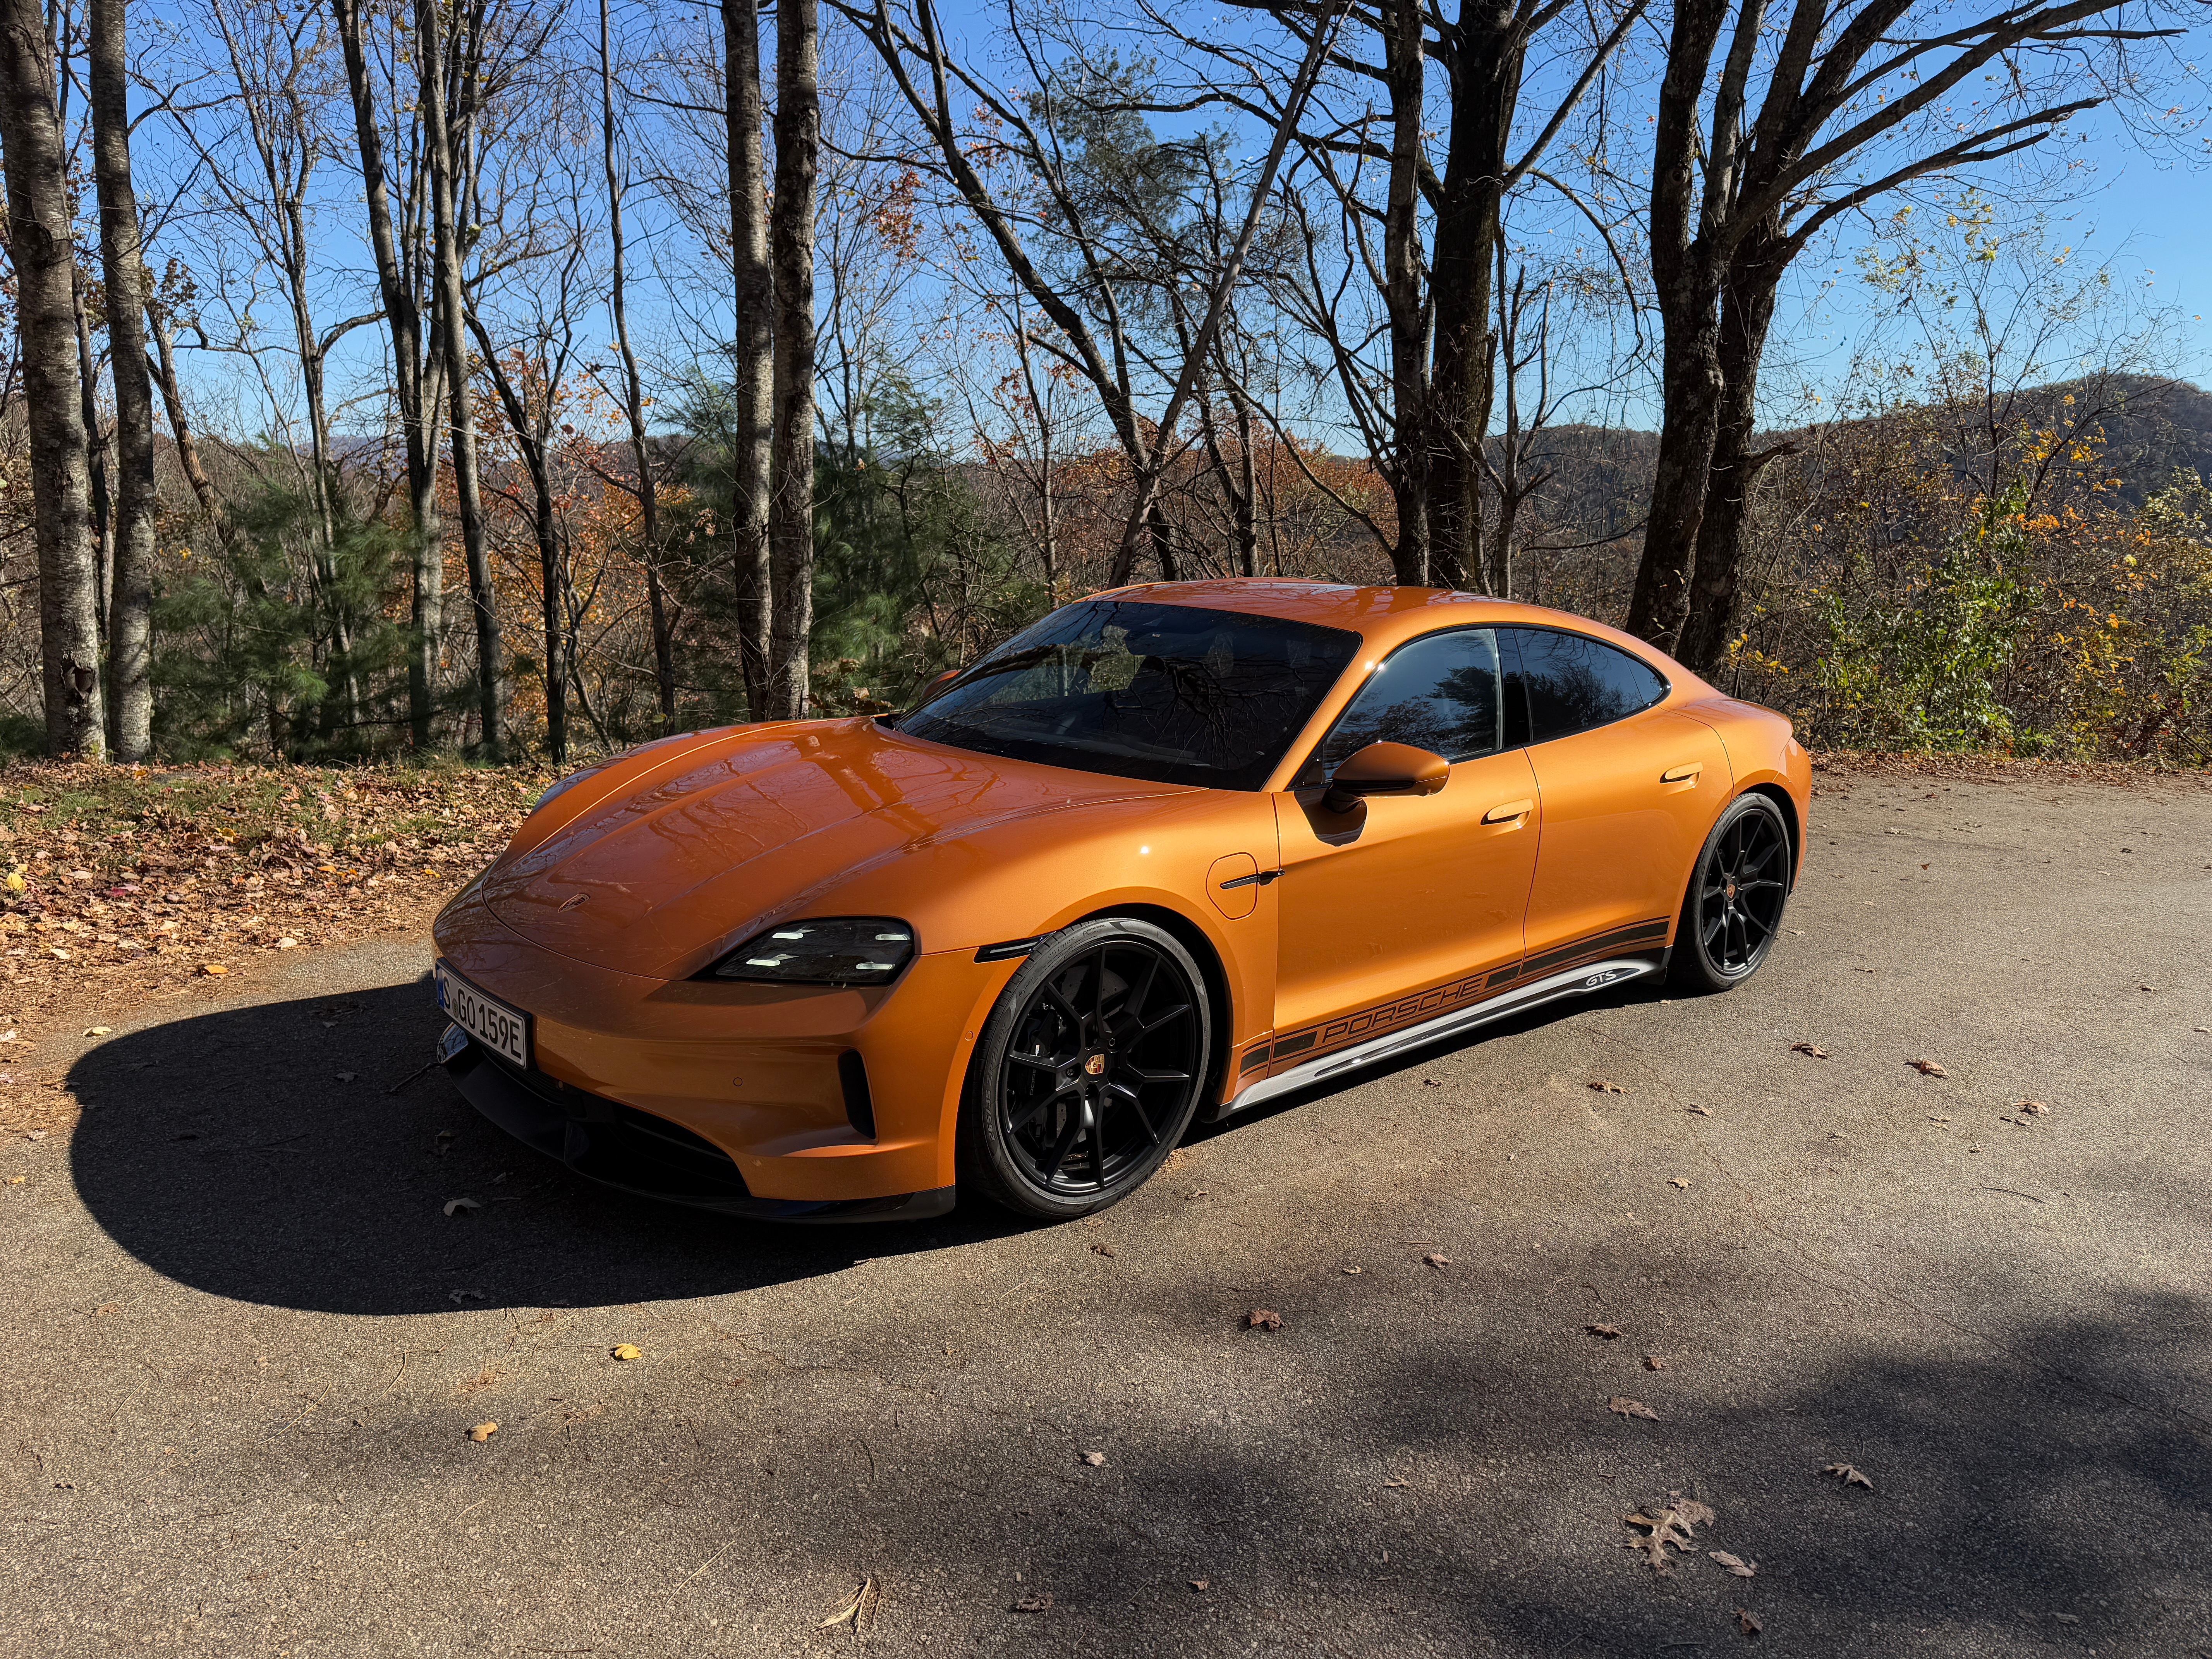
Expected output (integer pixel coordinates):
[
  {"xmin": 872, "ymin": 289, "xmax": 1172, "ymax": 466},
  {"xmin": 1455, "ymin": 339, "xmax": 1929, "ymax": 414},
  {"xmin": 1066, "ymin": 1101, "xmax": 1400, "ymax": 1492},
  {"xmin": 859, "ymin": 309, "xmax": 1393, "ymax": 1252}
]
[{"xmin": 706, "ymin": 917, "xmax": 917, "ymax": 986}]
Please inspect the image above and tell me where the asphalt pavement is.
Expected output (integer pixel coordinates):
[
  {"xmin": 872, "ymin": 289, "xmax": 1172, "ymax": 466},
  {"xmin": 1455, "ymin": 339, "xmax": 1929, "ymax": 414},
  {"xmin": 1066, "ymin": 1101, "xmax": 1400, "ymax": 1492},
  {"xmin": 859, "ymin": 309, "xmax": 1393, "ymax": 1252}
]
[{"xmin": 5, "ymin": 766, "xmax": 2211, "ymax": 1658}]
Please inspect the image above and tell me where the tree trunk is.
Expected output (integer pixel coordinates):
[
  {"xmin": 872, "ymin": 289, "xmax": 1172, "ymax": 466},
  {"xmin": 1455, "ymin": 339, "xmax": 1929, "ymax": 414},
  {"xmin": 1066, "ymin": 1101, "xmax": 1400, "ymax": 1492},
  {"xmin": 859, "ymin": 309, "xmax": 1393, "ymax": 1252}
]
[
  {"xmin": 601, "ymin": 0, "xmax": 675, "ymax": 730},
  {"xmin": 1676, "ymin": 239, "xmax": 1784, "ymax": 673},
  {"xmin": 1380, "ymin": 0, "xmax": 1428, "ymax": 586},
  {"xmin": 418, "ymin": 0, "xmax": 499, "ymax": 759},
  {"xmin": 766, "ymin": 0, "xmax": 817, "ymax": 721},
  {"xmin": 1425, "ymin": 3, "xmax": 1520, "ymax": 594},
  {"xmin": 334, "ymin": 0, "xmax": 442, "ymax": 749},
  {"xmin": 469, "ymin": 317, "xmax": 568, "ymax": 767},
  {"xmin": 147, "ymin": 301, "xmax": 232, "ymax": 546},
  {"xmin": 723, "ymin": 0, "xmax": 773, "ymax": 720},
  {"xmin": 1625, "ymin": 301, "xmax": 1724, "ymax": 650},
  {"xmin": 89, "ymin": 0, "xmax": 153, "ymax": 761},
  {"xmin": 0, "ymin": 0, "xmax": 103, "ymax": 755}
]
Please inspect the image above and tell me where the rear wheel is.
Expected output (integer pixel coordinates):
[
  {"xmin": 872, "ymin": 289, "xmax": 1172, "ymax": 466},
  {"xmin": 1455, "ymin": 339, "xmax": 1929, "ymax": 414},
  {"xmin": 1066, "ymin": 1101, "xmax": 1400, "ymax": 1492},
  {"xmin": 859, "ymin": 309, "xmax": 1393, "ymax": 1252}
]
[
  {"xmin": 960, "ymin": 917, "xmax": 1211, "ymax": 1221},
  {"xmin": 1669, "ymin": 793, "xmax": 1793, "ymax": 993}
]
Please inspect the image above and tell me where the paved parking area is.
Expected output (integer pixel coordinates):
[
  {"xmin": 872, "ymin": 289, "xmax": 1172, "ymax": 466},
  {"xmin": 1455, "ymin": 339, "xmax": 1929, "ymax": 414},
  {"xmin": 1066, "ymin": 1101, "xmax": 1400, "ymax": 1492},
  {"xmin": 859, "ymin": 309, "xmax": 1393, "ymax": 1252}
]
[{"xmin": 5, "ymin": 768, "xmax": 2210, "ymax": 1657}]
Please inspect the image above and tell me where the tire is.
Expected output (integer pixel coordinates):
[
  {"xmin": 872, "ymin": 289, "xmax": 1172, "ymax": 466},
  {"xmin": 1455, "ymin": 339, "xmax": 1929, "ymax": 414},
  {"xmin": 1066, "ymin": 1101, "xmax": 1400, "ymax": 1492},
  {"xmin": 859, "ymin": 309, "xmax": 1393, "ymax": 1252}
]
[
  {"xmin": 1669, "ymin": 792, "xmax": 1793, "ymax": 994},
  {"xmin": 958, "ymin": 917, "xmax": 1212, "ymax": 1221}
]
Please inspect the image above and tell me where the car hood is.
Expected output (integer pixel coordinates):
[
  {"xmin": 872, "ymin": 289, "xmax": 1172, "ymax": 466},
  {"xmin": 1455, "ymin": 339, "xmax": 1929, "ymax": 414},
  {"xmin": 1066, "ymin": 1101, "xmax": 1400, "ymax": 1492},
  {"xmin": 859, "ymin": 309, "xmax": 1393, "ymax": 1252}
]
[{"xmin": 482, "ymin": 718, "xmax": 1187, "ymax": 977}]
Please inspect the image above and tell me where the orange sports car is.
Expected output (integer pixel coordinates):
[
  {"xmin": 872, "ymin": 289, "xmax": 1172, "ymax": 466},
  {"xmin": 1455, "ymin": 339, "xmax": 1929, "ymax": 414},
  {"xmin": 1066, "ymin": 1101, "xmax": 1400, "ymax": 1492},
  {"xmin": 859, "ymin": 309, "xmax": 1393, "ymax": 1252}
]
[{"xmin": 432, "ymin": 581, "xmax": 1809, "ymax": 1223}]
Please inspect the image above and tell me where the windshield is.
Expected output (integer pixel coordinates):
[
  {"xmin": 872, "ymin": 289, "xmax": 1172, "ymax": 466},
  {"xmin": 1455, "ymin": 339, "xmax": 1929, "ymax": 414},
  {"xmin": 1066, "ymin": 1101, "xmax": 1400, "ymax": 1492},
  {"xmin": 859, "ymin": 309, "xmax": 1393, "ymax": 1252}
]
[{"xmin": 893, "ymin": 600, "xmax": 1361, "ymax": 790}]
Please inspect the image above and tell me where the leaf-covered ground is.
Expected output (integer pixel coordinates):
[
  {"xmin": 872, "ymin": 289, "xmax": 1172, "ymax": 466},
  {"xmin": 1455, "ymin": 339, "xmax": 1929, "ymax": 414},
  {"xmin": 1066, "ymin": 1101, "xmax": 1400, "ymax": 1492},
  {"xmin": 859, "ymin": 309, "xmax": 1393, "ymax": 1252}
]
[{"xmin": 0, "ymin": 760, "xmax": 555, "ymax": 1124}]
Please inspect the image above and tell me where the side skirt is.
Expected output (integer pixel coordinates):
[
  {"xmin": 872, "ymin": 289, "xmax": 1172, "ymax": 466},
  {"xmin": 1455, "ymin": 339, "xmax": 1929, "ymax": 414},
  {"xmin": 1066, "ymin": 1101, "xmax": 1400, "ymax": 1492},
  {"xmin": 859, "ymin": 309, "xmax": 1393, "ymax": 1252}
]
[{"xmin": 1222, "ymin": 956, "xmax": 1663, "ymax": 1117}]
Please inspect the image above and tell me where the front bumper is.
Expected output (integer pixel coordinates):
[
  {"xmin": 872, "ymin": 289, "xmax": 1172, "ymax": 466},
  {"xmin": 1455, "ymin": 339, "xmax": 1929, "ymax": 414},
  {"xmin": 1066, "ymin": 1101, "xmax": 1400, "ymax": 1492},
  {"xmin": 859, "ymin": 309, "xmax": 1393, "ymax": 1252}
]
[
  {"xmin": 431, "ymin": 889, "xmax": 1022, "ymax": 1207},
  {"xmin": 440, "ymin": 1035, "xmax": 955, "ymax": 1222}
]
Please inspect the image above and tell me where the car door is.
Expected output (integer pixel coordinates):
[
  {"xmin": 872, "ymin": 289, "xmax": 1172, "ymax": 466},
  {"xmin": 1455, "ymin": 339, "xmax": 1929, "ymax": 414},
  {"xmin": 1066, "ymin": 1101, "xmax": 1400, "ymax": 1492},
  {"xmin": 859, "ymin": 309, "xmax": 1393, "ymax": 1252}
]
[
  {"xmin": 1503, "ymin": 626, "xmax": 1730, "ymax": 974},
  {"xmin": 1269, "ymin": 627, "xmax": 1542, "ymax": 1068}
]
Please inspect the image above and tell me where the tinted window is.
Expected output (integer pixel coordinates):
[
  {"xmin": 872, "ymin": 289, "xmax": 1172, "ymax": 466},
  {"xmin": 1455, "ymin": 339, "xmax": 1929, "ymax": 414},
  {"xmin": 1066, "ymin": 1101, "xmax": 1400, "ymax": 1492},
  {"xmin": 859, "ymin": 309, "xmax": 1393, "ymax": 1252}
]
[
  {"xmin": 1504, "ymin": 628, "xmax": 1668, "ymax": 743},
  {"xmin": 895, "ymin": 600, "xmax": 1360, "ymax": 790},
  {"xmin": 1319, "ymin": 628, "xmax": 1503, "ymax": 774}
]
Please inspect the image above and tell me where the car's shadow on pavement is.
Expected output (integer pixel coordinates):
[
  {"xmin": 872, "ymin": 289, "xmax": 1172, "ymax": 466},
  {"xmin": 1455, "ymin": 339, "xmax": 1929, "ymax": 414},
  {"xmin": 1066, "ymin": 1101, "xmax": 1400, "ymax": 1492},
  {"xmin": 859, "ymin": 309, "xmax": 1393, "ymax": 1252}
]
[{"xmin": 66, "ymin": 975, "xmax": 1029, "ymax": 1316}]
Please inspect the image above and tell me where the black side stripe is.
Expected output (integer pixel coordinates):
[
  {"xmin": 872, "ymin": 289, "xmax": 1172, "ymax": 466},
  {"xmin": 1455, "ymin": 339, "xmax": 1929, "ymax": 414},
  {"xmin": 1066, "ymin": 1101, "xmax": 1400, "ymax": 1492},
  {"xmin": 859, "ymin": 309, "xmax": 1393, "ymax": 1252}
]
[{"xmin": 1522, "ymin": 919, "xmax": 1668, "ymax": 979}]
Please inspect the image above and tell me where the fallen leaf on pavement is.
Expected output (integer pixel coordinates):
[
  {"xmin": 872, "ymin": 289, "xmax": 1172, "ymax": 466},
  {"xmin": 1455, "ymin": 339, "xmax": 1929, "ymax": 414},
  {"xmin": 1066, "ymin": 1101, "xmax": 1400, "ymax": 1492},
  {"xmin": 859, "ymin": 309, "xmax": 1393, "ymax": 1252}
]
[
  {"xmin": 1608, "ymin": 1397, "xmax": 1660, "ymax": 1420},
  {"xmin": 1422, "ymin": 1078, "xmax": 1441, "ymax": 1087},
  {"xmin": 83, "ymin": 1026, "xmax": 111, "ymax": 1037},
  {"xmin": 611, "ymin": 1344, "xmax": 642, "ymax": 1361},
  {"xmin": 1081, "ymin": 1451, "xmax": 1106, "ymax": 1467},
  {"xmin": 1670, "ymin": 1178, "xmax": 1691, "ymax": 1189},
  {"xmin": 1244, "ymin": 1309, "xmax": 1281, "ymax": 1331},
  {"xmin": 1585, "ymin": 1323, "xmax": 1621, "ymax": 1340},
  {"xmin": 201, "ymin": 963, "xmax": 228, "ymax": 976},
  {"xmin": 3, "ymin": 1175, "xmax": 22, "ymax": 1185},
  {"xmin": 1687, "ymin": 1104, "xmax": 1712, "ymax": 1116},
  {"xmin": 335, "ymin": 1072, "xmax": 357, "ymax": 1083},
  {"xmin": 1737, "ymin": 1607, "xmax": 1763, "ymax": 1638},
  {"xmin": 1908, "ymin": 1058, "xmax": 1948, "ymax": 1076},
  {"xmin": 1343, "ymin": 1265, "xmax": 1362, "ymax": 1275},
  {"xmin": 1644, "ymin": 1355, "xmax": 1667, "ymax": 1371},
  {"xmin": 443, "ymin": 1197, "xmax": 481, "ymax": 1217},
  {"xmin": 1791, "ymin": 1042, "xmax": 1829, "ymax": 1059},
  {"xmin": 1622, "ymin": 1499, "xmax": 1714, "ymax": 1572},
  {"xmin": 1089, "ymin": 1242, "xmax": 1116, "ymax": 1257},
  {"xmin": 1382, "ymin": 1477, "xmax": 1408, "ymax": 1488},
  {"xmin": 2016, "ymin": 1099, "xmax": 2050, "ymax": 1115},
  {"xmin": 469, "ymin": 1421, "xmax": 498, "ymax": 1443},
  {"xmin": 1012, "ymin": 1593, "xmax": 1053, "ymax": 1612},
  {"xmin": 1822, "ymin": 1462, "xmax": 1874, "ymax": 1488},
  {"xmin": 1188, "ymin": 1578, "xmax": 1210, "ymax": 1590},
  {"xmin": 1589, "ymin": 1080, "xmax": 1627, "ymax": 1094},
  {"xmin": 818, "ymin": 1578, "xmax": 880, "ymax": 1630},
  {"xmin": 1710, "ymin": 1550, "xmax": 1757, "ymax": 1577},
  {"xmin": 1422, "ymin": 1253, "xmax": 1450, "ymax": 1268},
  {"xmin": 94, "ymin": 1302, "xmax": 121, "ymax": 1316},
  {"xmin": 448, "ymin": 1288, "xmax": 486, "ymax": 1304}
]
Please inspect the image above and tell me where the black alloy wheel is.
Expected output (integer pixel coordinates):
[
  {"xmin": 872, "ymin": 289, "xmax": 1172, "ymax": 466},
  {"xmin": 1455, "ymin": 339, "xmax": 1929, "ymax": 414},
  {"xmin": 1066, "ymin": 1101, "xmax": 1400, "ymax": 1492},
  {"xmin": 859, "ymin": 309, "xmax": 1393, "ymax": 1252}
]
[
  {"xmin": 962, "ymin": 917, "xmax": 1212, "ymax": 1219},
  {"xmin": 1670, "ymin": 793, "xmax": 1793, "ymax": 993}
]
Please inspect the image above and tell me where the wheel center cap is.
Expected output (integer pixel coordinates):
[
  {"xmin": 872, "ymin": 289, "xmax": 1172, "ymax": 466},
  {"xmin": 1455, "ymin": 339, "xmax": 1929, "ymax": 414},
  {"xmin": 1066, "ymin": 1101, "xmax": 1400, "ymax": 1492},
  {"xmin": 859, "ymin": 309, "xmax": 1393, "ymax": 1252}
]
[
  {"xmin": 1725, "ymin": 880, "xmax": 1738, "ymax": 901},
  {"xmin": 1083, "ymin": 1053, "xmax": 1107, "ymax": 1077}
]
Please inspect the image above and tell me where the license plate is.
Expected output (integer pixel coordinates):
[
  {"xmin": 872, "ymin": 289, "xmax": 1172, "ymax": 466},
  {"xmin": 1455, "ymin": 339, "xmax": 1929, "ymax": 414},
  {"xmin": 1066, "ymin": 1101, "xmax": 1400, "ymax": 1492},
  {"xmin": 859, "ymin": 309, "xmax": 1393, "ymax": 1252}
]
[{"xmin": 434, "ymin": 961, "xmax": 531, "ymax": 1069}]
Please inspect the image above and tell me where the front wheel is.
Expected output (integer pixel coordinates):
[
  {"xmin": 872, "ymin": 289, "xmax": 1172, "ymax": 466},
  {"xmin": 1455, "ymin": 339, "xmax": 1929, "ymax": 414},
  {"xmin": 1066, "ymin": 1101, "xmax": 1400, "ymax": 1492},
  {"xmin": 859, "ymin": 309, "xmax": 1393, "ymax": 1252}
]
[
  {"xmin": 958, "ymin": 917, "xmax": 1212, "ymax": 1221},
  {"xmin": 1669, "ymin": 793, "xmax": 1793, "ymax": 993}
]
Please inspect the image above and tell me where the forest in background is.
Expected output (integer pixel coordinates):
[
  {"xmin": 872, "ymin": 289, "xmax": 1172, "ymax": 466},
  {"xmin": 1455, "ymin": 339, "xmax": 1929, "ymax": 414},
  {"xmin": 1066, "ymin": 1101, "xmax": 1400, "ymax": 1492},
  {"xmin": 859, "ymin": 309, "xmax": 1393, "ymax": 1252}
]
[{"xmin": 0, "ymin": 0, "xmax": 2206, "ymax": 771}]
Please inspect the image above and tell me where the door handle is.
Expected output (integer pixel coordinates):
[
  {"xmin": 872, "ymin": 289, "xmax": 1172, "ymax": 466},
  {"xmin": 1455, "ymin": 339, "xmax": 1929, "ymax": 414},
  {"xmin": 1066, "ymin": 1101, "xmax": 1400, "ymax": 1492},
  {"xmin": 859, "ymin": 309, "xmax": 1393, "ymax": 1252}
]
[
  {"xmin": 1661, "ymin": 764, "xmax": 1703, "ymax": 783},
  {"xmin": 1482, "ymin": 799, "xmax": 1533, "ymax": 824},
  {"xmin": 1217, "ymin": 869, "xmax": 1282, "ymax": 891}
]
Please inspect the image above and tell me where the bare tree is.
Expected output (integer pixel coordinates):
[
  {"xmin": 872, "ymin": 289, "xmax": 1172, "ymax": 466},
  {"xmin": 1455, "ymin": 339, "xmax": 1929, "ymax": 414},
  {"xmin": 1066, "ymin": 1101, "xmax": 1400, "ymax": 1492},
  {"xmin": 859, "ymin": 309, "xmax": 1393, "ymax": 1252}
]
[
  {"xmin": 417, "ymin": 0, "xmax": 501, "ymax": 756},
  {"xmin": 332, "ymin": 0, "xmax": 443, "ymax": 746},
  {"xmin": 768, "ymin": 0, "xmax": 818, "ymax": 718},
  {"xmin": 599, "ymin": 0, "xmax": 675, "ymax": 728},
  {"xmin": 1624, "ymin": 0, "xmax": 2197, "ymax": 668},
  {"xmin": 90, "ymin": 0, "xmax": 153, "ymax": 759},
  {"xmin": 0, "ymin": 0, "xmax": 103, "ymax": 753},
  {"xmin": 722, "ymin": 0, "xmax": 773, "ymax": 718}
]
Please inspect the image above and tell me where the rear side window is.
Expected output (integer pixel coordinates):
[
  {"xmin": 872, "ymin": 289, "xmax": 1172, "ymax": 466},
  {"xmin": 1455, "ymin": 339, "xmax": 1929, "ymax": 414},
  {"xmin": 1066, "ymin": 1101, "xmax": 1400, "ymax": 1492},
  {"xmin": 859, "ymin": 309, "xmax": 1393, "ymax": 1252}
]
[
  {"xmin": 1503, "ymin": 628, "xmax": 1668, "ymax": 744},
  {"xmin": 1317, "ymin": 628, "xmax": 1503, "ymax": 774}
]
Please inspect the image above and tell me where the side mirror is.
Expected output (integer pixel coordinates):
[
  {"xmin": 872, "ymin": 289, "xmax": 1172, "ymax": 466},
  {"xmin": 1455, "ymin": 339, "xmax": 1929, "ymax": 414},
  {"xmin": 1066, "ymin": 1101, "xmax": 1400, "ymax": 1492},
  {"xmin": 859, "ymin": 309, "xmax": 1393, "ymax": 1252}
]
[
  {"xmin": 1321, "ymin": 741, "xmax": 1449, "ymax": 813},
  {"xmin": 914, "ymin": 668, "xmax": 960, "ymax": 709}
]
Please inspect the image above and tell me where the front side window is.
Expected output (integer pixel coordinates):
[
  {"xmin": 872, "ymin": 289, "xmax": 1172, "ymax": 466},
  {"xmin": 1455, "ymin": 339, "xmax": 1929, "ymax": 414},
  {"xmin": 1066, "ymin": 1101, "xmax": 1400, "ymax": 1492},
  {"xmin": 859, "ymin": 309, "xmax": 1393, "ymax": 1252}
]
[
  {"xmin": 895, "ymin": 600, "xmax": 1360, "ymax": 790},
  {"xmin": 1317, "ymin": 628, "xmax": 1504, "ymax": 775},
  {"xmin": 1505, "ymin": 628, "xmax": 1669, "ymax": 742}
]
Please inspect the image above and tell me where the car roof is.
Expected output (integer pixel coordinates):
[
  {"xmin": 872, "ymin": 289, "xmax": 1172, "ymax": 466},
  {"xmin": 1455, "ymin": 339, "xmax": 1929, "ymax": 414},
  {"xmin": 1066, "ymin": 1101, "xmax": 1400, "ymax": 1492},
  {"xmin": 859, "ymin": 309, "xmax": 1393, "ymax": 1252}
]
[{"xmin": 1087, "ymin": 579, "xmax": 1674, "ymax": 667}]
